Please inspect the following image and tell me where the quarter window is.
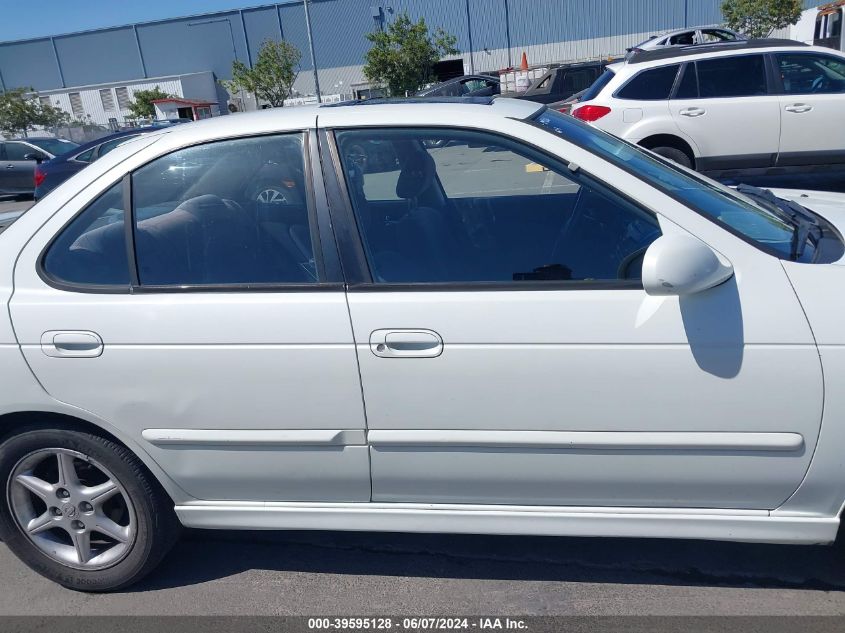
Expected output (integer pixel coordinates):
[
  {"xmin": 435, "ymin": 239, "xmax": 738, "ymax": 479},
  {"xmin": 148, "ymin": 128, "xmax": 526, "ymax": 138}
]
[
  {"xmin": 336, "ymin": 129, "xmax": 661, "ymax": 284},
  {"xmin": 696, "ymin": 54, "xmax": 768, "ymax": 98},
  {"xmin": 617, "ymin": 64, "xmax": 680, "ymax": 100},
  {"xmin": 131, "ymin": 133, "xmax": 317, "ymax": 286},
  {"xmin": 42, "ymin": 182, "xmax": 129, "ymax": 287},
  {"xmin": 777, "ymin": 53, "xmax": 845, "ymax": 95}
]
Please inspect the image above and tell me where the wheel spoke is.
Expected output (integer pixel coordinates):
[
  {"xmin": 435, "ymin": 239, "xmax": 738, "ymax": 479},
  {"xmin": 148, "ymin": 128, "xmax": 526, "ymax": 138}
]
[
  {"xmin": 14, "ymin": 474, "xmax": 53, "ymax": 501},
  {"xmin": 93, "ymin": 515, "xmax": 130, "ymax": 543},
  {"xmin": 85, "ymin": 480, "xmax": 119, "ymax": 505},
  {"xmin": 69, "ymin": 528, "xmax": 92, "ymax": 564},
  {"xmin": 26, "ymin": 511, "xmax": 55, "ymax": 535},
  {"xmin": 56, "ymin": 452, "xmax": 79, "ymax": 488}
]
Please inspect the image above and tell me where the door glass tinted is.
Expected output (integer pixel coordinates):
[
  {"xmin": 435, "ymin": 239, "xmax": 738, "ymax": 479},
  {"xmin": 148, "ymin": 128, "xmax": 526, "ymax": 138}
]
[
  {"xmin": 42, "ymin": 182, "xmax": 129, "ymax": 286},
  {"xmin": 617, "ymin": 64, "xmax": 680, "ymax": 100},
  {"xmin": 131, "ymin": 134, "xmax": 317, "ymax": 286},
  {"xmin": 777, "ymin": 53, "xmax": 845, "ymax": 94},
  {"xmin": 335, "ymin": 129, "xmax": 661, "ymax": 284},
  {"xmin": 674, "ymin": 63, "xmax": 699, "ymax": 99},
  {"xmin": 696, "ymin": 54, "xmax": 768, "ymax": 97},
  {"xmin": 98, "ymin": 135, "xmax": 139, "ymax": 159},
  {"xmin": 5, "ymin": 142, "xmax": 31, "ymax": 160}
]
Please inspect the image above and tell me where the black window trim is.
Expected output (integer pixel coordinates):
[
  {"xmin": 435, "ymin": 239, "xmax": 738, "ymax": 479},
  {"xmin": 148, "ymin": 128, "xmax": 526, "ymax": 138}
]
[
  {"xmin": 324, "ymin": 123, "xmax": 659, "ymax": 293},
  {"xmin": 612, "ymin": 63, "xmax": 682, "ymax": 101},
  {"xmin": 38, "ymin": 129, "xmax": 345, "ymax": 295}
]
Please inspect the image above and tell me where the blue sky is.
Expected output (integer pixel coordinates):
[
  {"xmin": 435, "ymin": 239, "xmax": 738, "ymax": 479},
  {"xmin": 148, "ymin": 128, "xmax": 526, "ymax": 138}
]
[{"xmin": 0, "ymin": 0, "xmax": 281, "ymax": 41}]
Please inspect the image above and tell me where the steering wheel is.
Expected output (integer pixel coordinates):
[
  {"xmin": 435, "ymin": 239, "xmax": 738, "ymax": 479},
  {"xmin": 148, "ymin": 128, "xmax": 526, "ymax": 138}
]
[{"xmin": 811, "ymin": 75, "xmax": 827, "ymax": 93}]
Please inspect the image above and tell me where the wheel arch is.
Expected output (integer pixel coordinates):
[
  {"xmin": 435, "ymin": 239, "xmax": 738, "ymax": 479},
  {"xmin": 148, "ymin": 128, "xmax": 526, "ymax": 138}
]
[
  {"xmin": 638, "ymin": 134, "xmax": 697, "ymax": 168},
  {"xmin": 0, "ymin": 410, "xmax": 189, "ymax": 506}
]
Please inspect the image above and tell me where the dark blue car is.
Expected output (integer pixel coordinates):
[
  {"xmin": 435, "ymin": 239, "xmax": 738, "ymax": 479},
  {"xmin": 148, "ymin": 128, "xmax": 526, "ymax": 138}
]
[{"xmin": 34, "ymin": 129, "xmax": 156, "ymax": 199}]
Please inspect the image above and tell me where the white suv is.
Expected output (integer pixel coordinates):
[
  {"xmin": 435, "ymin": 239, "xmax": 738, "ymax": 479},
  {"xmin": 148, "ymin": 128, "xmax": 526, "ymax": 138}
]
[{"xmin": 572, "ymin": 40, "xmax": 845, "ymax": 173}]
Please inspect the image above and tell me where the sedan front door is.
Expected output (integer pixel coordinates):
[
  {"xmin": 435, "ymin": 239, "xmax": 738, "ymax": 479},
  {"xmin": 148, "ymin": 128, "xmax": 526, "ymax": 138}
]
[
  {"xmin": 1, "ymin": 142, "xmax": 37, "ymax": 192},
  {"xmin": 323, "ymin": 117, "xmax": 821, "ymax": 510}
]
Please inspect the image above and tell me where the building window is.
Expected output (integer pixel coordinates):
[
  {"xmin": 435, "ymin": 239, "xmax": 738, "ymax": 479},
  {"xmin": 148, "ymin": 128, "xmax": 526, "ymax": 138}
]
[
  {"xmin": 68, "ymin": 93, "xmax": 84, "ymax": 119},
  {"xmin": 115, "ymin": 87, "xmax": 132, "ymax": 110},
  {"xmin": 38, "ymin": 96, "xmax": 51, "ymax": 107},
  {"xmin": 99, "ymin": 89, "xmax": 116, "ymax": 111}
]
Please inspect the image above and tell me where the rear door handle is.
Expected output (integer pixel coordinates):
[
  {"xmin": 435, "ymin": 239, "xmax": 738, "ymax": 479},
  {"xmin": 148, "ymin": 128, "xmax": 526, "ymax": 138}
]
[
  {"xmin": 785, "ymin": 103, "xmax": 813, "ymax": 113},
  {"xmin": 41, "ymin": 331, "xmax": 104, "ymax": 358},
  {"xmin": 679, "ymin": 107, "xmax": 706, "ymax": 117},
  {"xmin": 370, "ymin": 329, "xmax": 443, "ymax": 358}
]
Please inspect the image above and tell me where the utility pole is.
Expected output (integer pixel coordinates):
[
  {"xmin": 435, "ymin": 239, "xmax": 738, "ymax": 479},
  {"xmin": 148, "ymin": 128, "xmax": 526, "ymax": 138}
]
[{"xmin": 303, "ymin": 0, "xmax": 322, "ymax": 103}]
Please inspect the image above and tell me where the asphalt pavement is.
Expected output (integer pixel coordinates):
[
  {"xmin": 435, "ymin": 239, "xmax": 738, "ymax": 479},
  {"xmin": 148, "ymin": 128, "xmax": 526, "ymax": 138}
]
[{"xmin": 1, "ymin": 528, "xmax": 845, "ymax": 615}]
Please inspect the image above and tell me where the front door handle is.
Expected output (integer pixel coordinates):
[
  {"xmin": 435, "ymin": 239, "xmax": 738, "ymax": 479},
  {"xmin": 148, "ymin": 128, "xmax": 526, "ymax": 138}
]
[
  {"xmin": 40, "ymin": 331, "xmax": 104, "ymax": 358},
  {"xmin": 370, "ymin": 329, "xmax": 443, "ymax": 358},
  {"xmin": 785, "ymin": 103, "xmax": 813, "ymax": 114},
  {"xmin": 4, "ymin": 164, "xmax": 14, "ymax": 169},
  {"xmin": 680, "ymin": 107, "xmax": 706, "ymax": 117}
]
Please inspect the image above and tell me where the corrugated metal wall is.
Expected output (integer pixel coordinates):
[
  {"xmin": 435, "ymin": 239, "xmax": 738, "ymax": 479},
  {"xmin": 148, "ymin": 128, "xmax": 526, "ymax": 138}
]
[{"xmin": 0, "ymin": 0, "xmax": 832, "ymax": 99}]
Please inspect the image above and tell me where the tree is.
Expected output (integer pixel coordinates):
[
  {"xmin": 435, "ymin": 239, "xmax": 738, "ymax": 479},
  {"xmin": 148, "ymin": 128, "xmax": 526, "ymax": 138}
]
[
  {"xmin": 0, "ymin": 88, "xmax": 69, "ymax": 137},
  {"xmin": 222, "ymin": 39, "xmax": 301, "ymax": 108},
  {"xmin": 363, "ymin": 12, "xmax": 459, "ymax": 97},
  {"xmin": 721, "ymin": 0, "xmax": 803, "ymax": 38},
  {"xmin": 128, "ymin": 87, "xmax": 172, "ymax": 119}
]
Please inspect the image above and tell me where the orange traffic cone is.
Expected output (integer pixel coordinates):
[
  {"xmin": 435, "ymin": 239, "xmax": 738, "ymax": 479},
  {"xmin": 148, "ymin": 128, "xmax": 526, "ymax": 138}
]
[{"xmin": 520, "ymin": 51, "xmax": 529, "ymax": 70}]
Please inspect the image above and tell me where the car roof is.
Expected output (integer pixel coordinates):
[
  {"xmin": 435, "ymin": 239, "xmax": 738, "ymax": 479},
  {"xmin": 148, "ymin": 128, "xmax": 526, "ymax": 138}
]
[
  {"xmin": 627, "ymin": 38, "xmax": 807, "ymax": 64},
  {"xmin": 143, "ymin": 98, "xmax": 544, "ymax": 150}
]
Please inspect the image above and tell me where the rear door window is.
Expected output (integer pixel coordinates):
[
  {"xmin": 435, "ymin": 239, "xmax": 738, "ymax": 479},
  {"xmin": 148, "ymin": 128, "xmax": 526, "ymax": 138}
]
[
  {"xmin": 616, "ymin": 64, "xmax": 680, "ymax": 100},
  {"xmin": 696, "ymin": 54, "xmax": 768, "ymax": 98}
]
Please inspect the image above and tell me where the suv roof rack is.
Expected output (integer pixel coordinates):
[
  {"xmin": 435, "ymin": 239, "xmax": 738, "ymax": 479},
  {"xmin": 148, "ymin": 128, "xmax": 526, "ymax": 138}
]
[
  {"xmin": 321, "ymin": 97, "xmax": 495, "ymax": 107},
  {"xmin": 627, "ymin": 38, "xmax": 807, "ymax": 64}
]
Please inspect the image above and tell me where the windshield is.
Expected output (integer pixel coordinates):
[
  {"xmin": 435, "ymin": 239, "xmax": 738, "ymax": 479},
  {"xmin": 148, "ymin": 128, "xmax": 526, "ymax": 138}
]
[
  {"xmin": 26, "ymin": 138, "xmax": 79, "ymax": 156},
  {"xmin": 532, "ymin": 108, "xmax": 813, "ymax": 261}
]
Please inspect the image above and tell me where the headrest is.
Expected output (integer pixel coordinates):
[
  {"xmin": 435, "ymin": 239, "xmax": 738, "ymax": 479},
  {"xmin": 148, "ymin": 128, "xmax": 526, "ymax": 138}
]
[{"xmin": 395, "ymin": 145, "xmax": 436, "ymax": 200}]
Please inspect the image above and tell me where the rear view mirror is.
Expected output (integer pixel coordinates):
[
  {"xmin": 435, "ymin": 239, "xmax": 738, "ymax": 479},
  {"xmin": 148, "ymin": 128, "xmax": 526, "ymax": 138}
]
[{"xmin": 642, "ymin": 234, "xmax": 733, "ymax": 296}]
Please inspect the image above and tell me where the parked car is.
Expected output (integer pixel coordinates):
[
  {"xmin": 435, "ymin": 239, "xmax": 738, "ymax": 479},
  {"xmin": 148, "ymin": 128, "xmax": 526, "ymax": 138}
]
[
  {"xmin": 571, "ymin": 39, "xmax": 845, "ymax": 173},
  {"xmin": 548, "ymin": 88, "xmax": 588, "ymax": 114},
  {"xmin": 34, "ymin": 130, "xmax": 159, "ymax": 200},
  {"xmin": 515, "ymin": 61, "xmax": 607, "ymax": 104},
  {"xmin": 415, "ymin": 75, "xmax": 500, "ymax": 97},
  {"xmin": 626, "ymin": 25, "xmax": 745, "ymax": 57},
  {"xmin": 2, "ymin": 98, "xmax": 845, "ymax": 591},
  {"xmin": 0, "ymin": 138, "xmax": 79, "ymax": 198}
]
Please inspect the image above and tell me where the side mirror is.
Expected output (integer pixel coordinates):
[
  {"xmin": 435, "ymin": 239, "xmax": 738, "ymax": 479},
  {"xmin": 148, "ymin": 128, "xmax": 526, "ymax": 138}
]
[
  {"xmin": 642, "ymin": 234, "xmax": 733, "ymax": 296},
  {"xmin": 24, "ymin": 152, "xmax": 45, "ymax": 164}
]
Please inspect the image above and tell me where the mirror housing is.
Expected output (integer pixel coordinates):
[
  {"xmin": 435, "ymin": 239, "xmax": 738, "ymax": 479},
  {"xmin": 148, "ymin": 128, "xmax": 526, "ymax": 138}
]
[
  {"xmin": 642, "ymin": 234, "xmax": 733, "ymax": 296},
  {"xmin": 24, "ymin": 152, "xmax": 45, "ymax": 164}
]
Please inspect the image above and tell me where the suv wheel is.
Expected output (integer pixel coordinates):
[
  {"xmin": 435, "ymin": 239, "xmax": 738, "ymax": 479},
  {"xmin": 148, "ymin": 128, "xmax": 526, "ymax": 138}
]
[
  {"xmin": 0, "ymin": 427, "xmax": 179, "ymax": 591},
  {"xmin": 649, "ymin": 146, "xmax": 693, "ymax": 169}
]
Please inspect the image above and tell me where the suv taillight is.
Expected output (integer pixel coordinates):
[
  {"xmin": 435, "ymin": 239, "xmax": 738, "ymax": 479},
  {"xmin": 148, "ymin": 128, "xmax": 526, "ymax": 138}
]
[
  {"xmin": 34, "ymin": 166, "xmax": 45, "ymax": 188},
  {"xmin": 572, "ymin": 105, "xmax": 611, "ymax": 122}
]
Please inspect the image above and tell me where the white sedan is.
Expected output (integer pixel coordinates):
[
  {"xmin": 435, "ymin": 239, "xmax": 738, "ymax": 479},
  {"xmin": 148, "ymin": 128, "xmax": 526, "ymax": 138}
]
[{"xmin": 0, "ymin": 98, "xmax": 843, "ymax": 591}]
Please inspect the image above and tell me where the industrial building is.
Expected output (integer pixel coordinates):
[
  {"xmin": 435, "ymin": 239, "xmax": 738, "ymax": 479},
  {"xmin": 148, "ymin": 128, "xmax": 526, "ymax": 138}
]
[{"xmin": 0, "ymin": 0, "xmax": 828, "ymax": 126}]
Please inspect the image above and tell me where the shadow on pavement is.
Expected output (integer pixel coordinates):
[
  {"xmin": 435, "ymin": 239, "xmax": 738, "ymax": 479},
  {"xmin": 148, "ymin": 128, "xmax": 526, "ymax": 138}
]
[{"xmin": 132, "ymin": 527, "xmax": 845, "ymax": 594}]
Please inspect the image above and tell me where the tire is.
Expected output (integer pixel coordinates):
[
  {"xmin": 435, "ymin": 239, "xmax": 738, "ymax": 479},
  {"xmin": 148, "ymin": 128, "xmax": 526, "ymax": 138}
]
[
  {"xmin": 0, "ymin": 426, "xmax": 180, "ymax": 591},
  {"xmin": 649, "ymin": 146, "xmax": 693, "ymax": 169}
]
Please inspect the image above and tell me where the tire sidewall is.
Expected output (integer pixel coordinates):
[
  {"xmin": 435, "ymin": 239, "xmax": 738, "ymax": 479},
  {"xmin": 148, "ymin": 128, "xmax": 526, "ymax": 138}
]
[
  {"xmin": 0, "ymin": 428, "xmax": 158, "ymax": 591},
  {"xmin": 650, "ymin": 146, "xmax": 693, "ymax": 169}
]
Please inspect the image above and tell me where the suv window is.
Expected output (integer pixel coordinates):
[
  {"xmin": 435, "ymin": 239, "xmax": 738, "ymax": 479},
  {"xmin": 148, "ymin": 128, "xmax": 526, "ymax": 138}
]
[
  {"xmin": 777, "ymin": 53, "xmax": 845, "ymax": 94},
  {"xmin": 335, "ymin": 128, "xmax": 661, "ymax": 284},
  {"xmin": 696, "ymin": 54, "xmax": 768, "ymax": 98},
  {"xmin": 581, "ymin": 69, "xmax": 615, "ymax": 101},
  {"xmin": 617, "ymin": 64, "xmax": 680, "ymax": 100},
  {"xmin": 131, "ymin": 133, "xmax": 317, "ymax": 286},
  {"xmin": 5, "ymin": 142, "xmax": 32, "ymax": 161},
  {"xmin": 42, "ymin": 182, "xmax": 129, "ymax": 287}
]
